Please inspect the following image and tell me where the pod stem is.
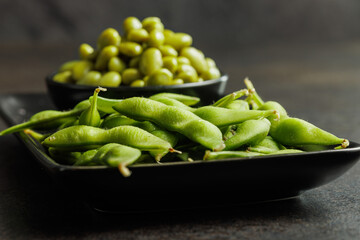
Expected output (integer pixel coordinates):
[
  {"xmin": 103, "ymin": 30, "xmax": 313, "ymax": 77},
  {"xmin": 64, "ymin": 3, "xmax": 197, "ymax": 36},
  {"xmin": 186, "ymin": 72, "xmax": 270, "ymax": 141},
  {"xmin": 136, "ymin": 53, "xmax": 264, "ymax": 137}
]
[
  {"xmin": 118, "ymin": 163, "xmax": 131, "ymax": 177},
  {"xmin": 213, "ymin": 89, "xmax": 249, "ymax": 107},
  {"xmin": 244, "ymin": 77, "xmax": 264, "ymax": 107},
  {"xmin": 335, "ymin": 139, "xmax": 349, "ymax": 149}
]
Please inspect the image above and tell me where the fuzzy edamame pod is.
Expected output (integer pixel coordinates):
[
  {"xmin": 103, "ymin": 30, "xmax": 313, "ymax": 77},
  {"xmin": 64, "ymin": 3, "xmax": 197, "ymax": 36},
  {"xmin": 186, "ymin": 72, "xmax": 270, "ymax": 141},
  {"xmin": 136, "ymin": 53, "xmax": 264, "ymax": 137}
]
[
  {"xmin": 224, "ymin": 119, "xmax": 271, "ymax": 150},
  {"xmin": 112, "ymin": 97, "xmax": 225, "ymax": 151},
  {"xmin": 149, "ymin": 96, "xmax": 195, "ymax": 112},
  {"xmin": 270, "ymin": 117, "xmax": 349, "ymax": 149},
  {"xmin": 78, "ymin": 87, "xmax": 105, "ymax": 127},
  {"xmin": 0, "ymin": 106, "xmax": 88, "ymax": 136},
  {"xmin": 42, "ymin": 125, "xmax": 175, "ymax": 159},
  {"xmin": 203, "ymin": 150, "xmax": 264, "ymax": 160},
  {"xmin": 193, "ymin": 106, "xmax": 278, "ymax": 128},
  {"xmin": 149, "ymin": 92, "xmax": 200, "ymax": 106},
  {"xmin": 247, "ymin": 136, "xmax": 286, "ymax": 154}
]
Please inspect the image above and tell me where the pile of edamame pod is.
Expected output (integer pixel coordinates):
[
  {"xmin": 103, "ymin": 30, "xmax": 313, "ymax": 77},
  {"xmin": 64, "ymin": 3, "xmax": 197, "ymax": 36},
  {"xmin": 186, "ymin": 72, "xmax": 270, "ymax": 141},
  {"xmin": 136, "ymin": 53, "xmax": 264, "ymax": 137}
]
[
  {"xmin": 0, "ymin": 79, "xmax": 349, "ymax": 177},
  {"xmin": 52, "ymin": 16, "xmax": 221, "ymax": 87}
]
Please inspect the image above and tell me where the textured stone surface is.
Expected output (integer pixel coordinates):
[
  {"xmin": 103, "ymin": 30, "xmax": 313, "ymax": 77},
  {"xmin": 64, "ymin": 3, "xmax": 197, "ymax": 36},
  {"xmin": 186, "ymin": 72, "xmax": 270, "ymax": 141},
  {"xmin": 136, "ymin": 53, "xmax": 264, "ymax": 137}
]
[{"xmin": 0, "ymin": 1, "xmax": 360, "ymax": 238}]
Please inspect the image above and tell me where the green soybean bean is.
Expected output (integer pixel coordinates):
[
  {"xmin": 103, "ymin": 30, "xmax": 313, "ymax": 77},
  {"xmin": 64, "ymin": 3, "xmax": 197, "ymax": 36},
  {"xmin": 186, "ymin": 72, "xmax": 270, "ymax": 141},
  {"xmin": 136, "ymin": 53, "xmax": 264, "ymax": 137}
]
[
  {"xmin": 142, "ymin": 17, "xmax": 164, "ymax": 32},
  {"xmin": 171, "ymin": 78, "xmax": 184, "ymax": 85},
  {"xmin": 180, "ymin": 47, "xmax": 208, "ymax": 74},
  {"xmin": 79, "ymin": 43, "xmax": 96, "ymax": 60},
  {"xmin": 203, "ymin": 150, "xmax": 264, "ymax": 161},
  {"xmin": 72, "ymin": 60, "xmax": 93, "ymax": 81},
  {"xmin": 99, "ymin": 71, "xmax": 122, "ymax": 87},
  {"xmin": 149, "ymin": 92, "xmax": 200, "ymax": 106},
  {"xmin": 176, "ymin": 64, "xmax": 198, "ymax": 83},
  {"xmin": 165, "ymin": 33, "xmax": 192, "ymax": 51},
  {"xmin": 129, "ymin": 56, "xmax": 140, "ymax": 68},
  {"xmin": 58, "ymin": 60, "xmax": 79, "ymax": 72},
  {"xmin": 139, "ymin": 47, "xmax": 163, "ymax": 75},
  {"xmin": 205, "ymin": 57, "xmax": 217, "ymax": 68},
  {"xmin": 177, "ymin": 56, "xmax": 191, "ymax": 65},
  {"xmin": 162, "ymin": 56, "xmax": 178, "ymax": 74},
  {"xmin": 118, "ymin": 42, "xmax": 143, "ymax": 57},
  {"xmin": 123, "ymin": 16, "xmax": 142, "ymax": 35},
  {"xmin": 193, "ymin": 106, "xmax": 278, "ymax": 127},
  {"xmin": 147, "ymin": 30, "xmax": 165, "ymax": 48},
  {"xmin": 130, "ymin": 79, "xmax": 145, "ymax": 87},
  {"xmin": 127, "ymin": 28, "xmax": 149, "ymax": 42},
  {"xmin": 113, "ymin": 97, "xmax": 225, "ymax": 151},
  {"xmin": 224, "ymin": 119, "xmax": 271, "ymax": 150},
  {"xmin": 200, "ymin": 67, "xmax": 221, "ymax": 80},
  {"xmin": 147, "ymin": 68, "xmax": 173, "ymax": 86},
  {"xmin": 108, "ymin": 56, "xmax": 126, "ymax": 72},
  {"xmin": 77, "ymin": 71, "xmax": 102, "ymax": 86},
  {"xmin": 97, "ymin": 28, "xmax": 121, "ymax": 49},
  {"xmin": 159, "ymin": 45, "xmax": 178, "ymax": 57},
  {"xmin": 42, "ymin": 125, "xmax": 175, "ymax": 155},
  {"xmin": 53, "ymin": 71, "xmax": 72, "ymax": 83},
  {"xmin": 122, "ymin": 68, "xmax": 143, "ymax": 85},
  {"xmin": 95, "ymin": 45, "xmax": 119, "ymax": 70}
]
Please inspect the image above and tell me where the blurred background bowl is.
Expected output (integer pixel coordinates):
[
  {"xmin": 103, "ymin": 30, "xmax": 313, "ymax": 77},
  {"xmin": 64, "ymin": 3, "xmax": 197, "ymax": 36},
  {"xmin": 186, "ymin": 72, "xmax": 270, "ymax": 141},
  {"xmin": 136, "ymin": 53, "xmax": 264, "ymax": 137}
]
[{"xmin": 46, "ymin": 72, "xmax": 228, "ymax": 110}]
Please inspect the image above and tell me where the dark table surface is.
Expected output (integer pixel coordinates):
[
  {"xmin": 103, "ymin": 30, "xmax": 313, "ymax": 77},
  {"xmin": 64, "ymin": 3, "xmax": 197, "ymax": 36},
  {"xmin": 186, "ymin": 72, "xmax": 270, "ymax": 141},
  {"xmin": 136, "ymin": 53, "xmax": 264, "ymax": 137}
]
[{"xmin": 0, "ymin": 42, "xmax": 359, "ymax": 240}]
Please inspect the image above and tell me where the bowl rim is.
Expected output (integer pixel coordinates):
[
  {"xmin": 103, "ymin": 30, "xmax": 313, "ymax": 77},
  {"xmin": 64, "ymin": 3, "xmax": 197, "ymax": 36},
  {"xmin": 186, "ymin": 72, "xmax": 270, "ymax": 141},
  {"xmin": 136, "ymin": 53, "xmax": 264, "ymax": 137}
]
[{"xmin": 46, "ymin": 72, "xmax": 229, "ymax": 91}]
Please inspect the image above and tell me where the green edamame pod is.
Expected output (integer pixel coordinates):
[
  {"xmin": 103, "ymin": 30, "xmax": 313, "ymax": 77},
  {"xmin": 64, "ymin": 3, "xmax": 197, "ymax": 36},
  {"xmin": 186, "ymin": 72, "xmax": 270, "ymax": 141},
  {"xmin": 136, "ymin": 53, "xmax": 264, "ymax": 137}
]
[
  {"xmin": 224, "ymin": 119, "xmax": 271, "ymax": 150},
  {"xmin": 78, "ymin": 87, "xmax": 105, "ymax": 127},
  {"xmin": 101, "ymin": 114, "xmax": 159, "ymax": 133},
  {"xmin": 42, "ymin": 125, "xmax": 175, "ymax": 154},
  {"xmin": 247, "ymin": 136, "xmax": 285, "ymax": 154},
  {"xmin": 225, "ymin": 100, "xmax": 250, "ymax": 111},
  {"xmin": 112, "ymin": 97, "xmax": 225, "ymax": 151},
  {"xmin": 0, "ymin": 107, "xmax": 87, "ymax": 136},
  {"xmin": 203, "ymin": 150, "xmax": 263, "ymax": 161},
  {"xmin": 270, "ymin": 117, "xmax": 349, "ymax": 149},
  {"xmin": 48, "ymin": 147, "xmax": 83, "ymax": 165},
  {"xmin": 89, "ymin": 96, "xmax": 122, "ymax": 114},
  {"xmin": 213, "ymin": 89, "xmax": 249, "ymax": 108},
  {"xmin": 193, "ymin": 106, "xmax": 278, "ymax": 128},
  {"xmin": 149, "ymin": 96, "xmax": 195, "ymax": 112},
  {"xmin": 90, "ymin": 143, "xmax": 141, "ymax": 176},
  {"xmin": 149, "ymin": 92, "xmax": 200, "ymax": 106}
]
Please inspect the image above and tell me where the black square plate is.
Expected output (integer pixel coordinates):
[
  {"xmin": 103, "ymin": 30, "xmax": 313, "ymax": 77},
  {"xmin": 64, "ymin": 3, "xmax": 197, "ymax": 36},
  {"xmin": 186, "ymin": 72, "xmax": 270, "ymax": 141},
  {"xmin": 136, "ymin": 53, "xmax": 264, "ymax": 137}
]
[{"xmin": 1, "ymin": 93, "xmax": 359, "ymax": 213}]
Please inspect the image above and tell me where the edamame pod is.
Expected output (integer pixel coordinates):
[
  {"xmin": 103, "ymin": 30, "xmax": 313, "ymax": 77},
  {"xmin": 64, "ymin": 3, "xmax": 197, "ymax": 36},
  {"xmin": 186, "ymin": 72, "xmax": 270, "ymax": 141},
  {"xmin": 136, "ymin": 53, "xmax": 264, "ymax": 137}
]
[
  {"xmin": 113, "ymin": 97, "xmax": 225, "ymax": 151},
  {"xmin": 193, "ymin": 106, "xmax": 278, "ymax": 127},
  {"xmin": 42, "ymin": 125, "xmax": 175, "ymax": 155},
  {"xmin": 203, "ymin": 150, "xmax": 263, "ymax": 161},
  {"xmin": 149, "ymin": 92, "xmax": 200, "ymax": 106},
  {"xmin": 224, "ymin": 119, "xmax": 271, "ymax": 150}
]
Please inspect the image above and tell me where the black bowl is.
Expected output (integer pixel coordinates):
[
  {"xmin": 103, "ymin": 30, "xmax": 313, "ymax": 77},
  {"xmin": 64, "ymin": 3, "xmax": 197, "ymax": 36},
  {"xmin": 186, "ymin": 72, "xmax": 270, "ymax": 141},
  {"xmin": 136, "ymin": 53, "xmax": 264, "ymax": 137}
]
[{"xmin": 46, "ymin": 73, "xmax": 229, "ymax": 110}]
